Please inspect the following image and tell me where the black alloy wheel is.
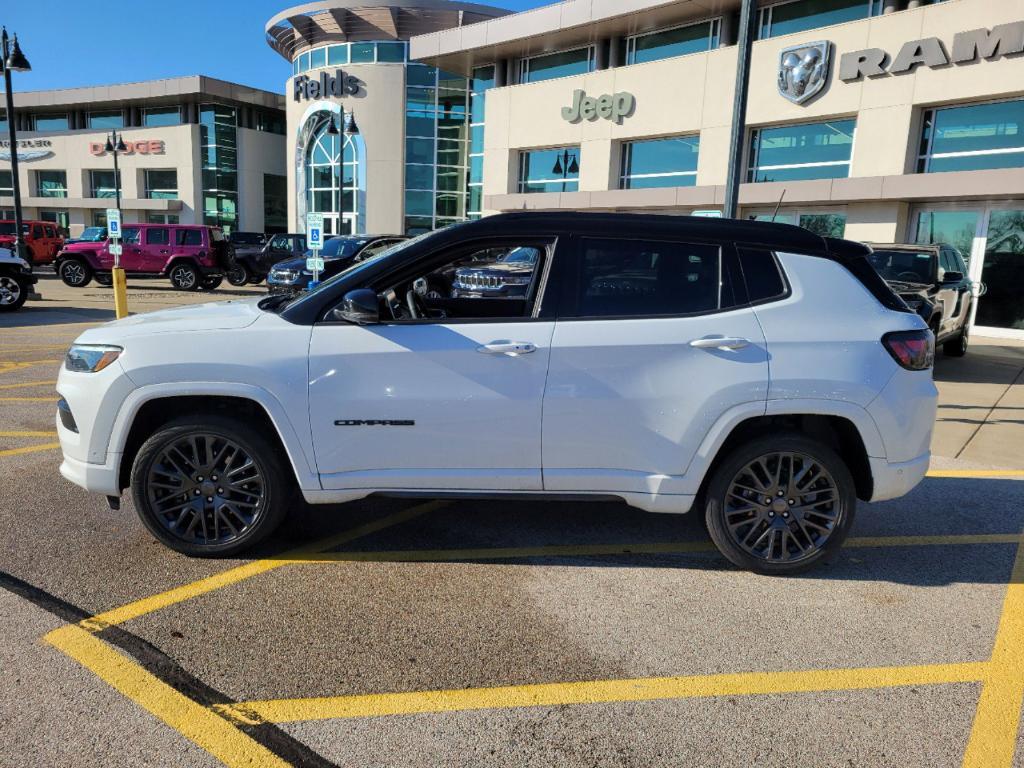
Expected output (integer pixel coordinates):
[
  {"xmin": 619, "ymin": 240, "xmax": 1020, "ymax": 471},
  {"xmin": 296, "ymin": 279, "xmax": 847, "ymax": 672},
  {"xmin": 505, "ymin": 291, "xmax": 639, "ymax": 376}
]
[
  {"xmin": 705, "ymin": 435, "xmax": 856, "ymax": 575},
  {"xmin": 59, "ymin": 258, "xmax": 93, "ymax": 287},
  {"xmin": 0, "ymin": 273, "xmax": 27, "ymax": 311},
  {"xmin": 199, "ymin": 274, "xmax": 224, "ymax": 291},
  {"xmin": 131, "ymin": 415, "xmax": 290, "ymax": 556},
  {"xmin": 226, "ymin": 262, "xmax": 250, "ymax": 286}
]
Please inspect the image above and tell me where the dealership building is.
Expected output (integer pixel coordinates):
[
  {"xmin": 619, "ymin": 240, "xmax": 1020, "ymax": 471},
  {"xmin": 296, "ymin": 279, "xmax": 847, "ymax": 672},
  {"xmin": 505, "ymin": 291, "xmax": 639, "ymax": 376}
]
[
  {"xmin": 0, "ymin": 76, "xmax": 287, "ymax": 236},
  {"xmin": 268, "ymin": 0, "xmax": 1023, "ymax": 337}
]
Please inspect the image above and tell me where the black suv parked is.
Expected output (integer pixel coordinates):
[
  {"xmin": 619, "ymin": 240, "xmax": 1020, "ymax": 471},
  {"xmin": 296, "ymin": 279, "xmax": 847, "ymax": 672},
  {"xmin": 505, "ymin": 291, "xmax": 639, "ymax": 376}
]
[
  {"xmin": 228, "ymin": 233, "xmax": 306, "ymax": 286},
  {"xmin": 452, "ymin": 246, "xmax": 541, "ymax": 298},
  {"xmin": 266, "ymin": 235, "xmax": 406, "ymax": 295},
  {"xmin": 866, "ymin": 242, "xmax": 979, "ymax": 357}
]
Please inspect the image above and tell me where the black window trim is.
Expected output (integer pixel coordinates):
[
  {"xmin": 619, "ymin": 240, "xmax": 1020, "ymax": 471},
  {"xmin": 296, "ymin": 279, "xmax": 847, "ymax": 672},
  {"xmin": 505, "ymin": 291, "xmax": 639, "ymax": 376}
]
[{"xmin": 735, "ymin": 245, "xmax": 793, "ymax": 308}]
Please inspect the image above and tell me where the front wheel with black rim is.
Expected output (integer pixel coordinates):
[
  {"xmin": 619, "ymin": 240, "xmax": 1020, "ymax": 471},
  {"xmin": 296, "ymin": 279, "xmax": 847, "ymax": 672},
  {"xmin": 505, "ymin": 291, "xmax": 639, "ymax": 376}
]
[
  {"xmin": 0, "ymin": 272, "xmax": 28, "ymax": 311},
  {"xmin": 199, "ymin": 274, "xmax": 224, "ymax": 291},
  {"xmin": 944, "ymin": 325, "xmax": 969, "ymax": 357},
  {"xmin": 130, "ymin": 415, "xmax": 291, "ymax": 556},
  {"xmin": 704, "ymin": 434, "xmax": 856, "ymax": 575},
  {"xmin": 226, "ymin": 262, "xmax": 250, "ymax": 286},
  {"xmin": 168, "ymin": 262, "xmax": 199, "ymax": 291}
]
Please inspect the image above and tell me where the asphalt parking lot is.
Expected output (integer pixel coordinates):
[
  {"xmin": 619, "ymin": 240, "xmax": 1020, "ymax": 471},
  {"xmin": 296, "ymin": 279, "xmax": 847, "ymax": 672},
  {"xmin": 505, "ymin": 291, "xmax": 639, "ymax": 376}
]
[{"xmin": 3, "ymin": 273, "xmax": 1024, "ymax": 767}]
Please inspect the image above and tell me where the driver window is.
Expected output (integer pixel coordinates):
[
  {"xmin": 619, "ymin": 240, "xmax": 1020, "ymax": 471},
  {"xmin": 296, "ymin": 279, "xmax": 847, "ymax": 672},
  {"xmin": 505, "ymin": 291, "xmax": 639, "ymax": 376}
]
[{"xmin": 378, "ymin": 242, "xmax": 548, "ymax": 323}]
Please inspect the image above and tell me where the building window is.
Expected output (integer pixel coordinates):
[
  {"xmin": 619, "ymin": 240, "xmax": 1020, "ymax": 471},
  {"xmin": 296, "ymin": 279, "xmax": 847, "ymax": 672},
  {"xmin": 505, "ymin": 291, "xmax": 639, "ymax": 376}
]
[
  {"xmin": 0, "ymin": 170, "xmax": 12, "ymax": 197},
  {"xmin": 255, "ymin": 110, "xmax": 286, "ymax": 135},
  {"xmin": 88, "ymin": 110, "xmax": 124, "ymax": 130},
  {"xmin": 305, "ymin": 115, "xmax": 360, "ymax": 235},
  {"xmin": 748, "ymin": 119, "xmax": 855, "ymax": 182},
  {"xmin": 0, "ymin": 110, "xmax": 7, "ymax": 132},
  {"xmin": 918, "ymin": 99, "xmax": 1024, "ymax": 174},
  {"xmin": 758, "ymin": 0, "xmax": 881, "ymax": 40},
  {"xmin": 626, "ymin": 19, "xmax": 720, "ymax": 65},
  {"xmin": 91, "ymin": 210, "xmax": 107, "ymax": 227},
  {"xmin": 33, "ymin": 114, "xmax": 70, "ymax": 132},
  {"xmin": 519, "ymin": 47, "xmax": 594, "ymax": 84},
  {"xmin": 40, "ymin": 209, "xmax": 70, "ymax": 233},
  {"xmin": 200, "ymin": 104, "xmax": 238, "ymax": 233},
  {"xmin": 36, "ymin": 170, "xmax": 68, "ymax": 198},
  {"xmin": 518, "ymin": 147, "xmax": 580, "ymax": 193},
  {"xmin": 89, "ymin": 169, "xmax": 121, "ymax": 198},
  {"xmin": 328, "ymin": 45, "xmax": 349, "ymax": 66},
  {"xmin": 264, "ymin": 173, "xmax": 287, "ymax": 233},
  {"xmin": 748, "ymin": 209, "xmax": 847, "ymax": 238},
  {"xmin": 144, "ymin": 107, "xmax": 181, "ymax": 127},
  {"xmin": 310, "ymin": 47, "xmax": 327, "ymax": 69},
  {"xmin": 377, "ymin": 42, "xmax": 407, "ymax": 63},
  {"xmin": 468, "ymin": 65, "xmax": 495, "ymax": 219},
  {"xmin": 146, "ymin": 213, "xmax": 180, "ymax": 225},
  {"xmin": 145, "ymin": 169, "xmax": 178, "ymax": 199},
  {"xmin": 621, "ymin": 136, "xmax": 699, "ymax": 189}
]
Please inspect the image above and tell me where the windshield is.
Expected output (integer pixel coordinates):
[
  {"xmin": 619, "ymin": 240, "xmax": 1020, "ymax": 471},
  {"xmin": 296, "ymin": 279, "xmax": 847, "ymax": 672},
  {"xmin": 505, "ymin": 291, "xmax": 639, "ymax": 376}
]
[
  {"xmin": 81, "ymin": 227, "xmax": 107, "ymax": 241},
  {"xmin": 312, "ymin": 237, "xmax": 371, "ymax": 259},
  {"xmin": 868, "ymin": 249, "xmax": 935, "ymax": 284},
  {"xmin": 498, "ymin": 247, "xmax": 539, "ymax": 266}
]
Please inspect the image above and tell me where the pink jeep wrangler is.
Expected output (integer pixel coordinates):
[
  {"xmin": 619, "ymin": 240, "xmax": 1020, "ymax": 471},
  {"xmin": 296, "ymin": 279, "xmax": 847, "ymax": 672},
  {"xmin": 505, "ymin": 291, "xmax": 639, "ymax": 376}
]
[{"xmin": 55, "ymin": 223, "xmax": 233, "ymax": 291}]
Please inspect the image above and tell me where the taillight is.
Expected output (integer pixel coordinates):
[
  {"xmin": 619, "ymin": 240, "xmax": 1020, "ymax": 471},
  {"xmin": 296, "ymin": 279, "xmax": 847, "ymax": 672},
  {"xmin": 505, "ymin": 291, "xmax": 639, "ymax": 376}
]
[{"xmin": 882, "ymin": 330, "xmax": 934, "ymax": 370}]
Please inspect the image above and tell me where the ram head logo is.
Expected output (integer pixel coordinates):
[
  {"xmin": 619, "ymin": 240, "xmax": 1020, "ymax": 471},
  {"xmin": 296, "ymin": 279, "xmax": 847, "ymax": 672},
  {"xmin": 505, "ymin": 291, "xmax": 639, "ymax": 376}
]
[{"xmin": 777, "ymin": 41, "xmax": 831, "ymax": 105}]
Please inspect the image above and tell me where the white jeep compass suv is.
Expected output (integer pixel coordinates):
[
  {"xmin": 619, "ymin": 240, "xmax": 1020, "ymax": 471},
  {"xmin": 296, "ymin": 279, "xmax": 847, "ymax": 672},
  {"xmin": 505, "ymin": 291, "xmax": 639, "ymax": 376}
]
[{"xmin": 56, "ymin": 213, "xmax": 937, "ymax": 574}]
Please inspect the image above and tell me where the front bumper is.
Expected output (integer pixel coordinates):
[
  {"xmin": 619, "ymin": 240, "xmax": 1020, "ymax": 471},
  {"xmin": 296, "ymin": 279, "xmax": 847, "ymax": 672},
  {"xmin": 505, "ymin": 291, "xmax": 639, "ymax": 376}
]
[
  {"xmin": 59, "ymin": 451, "xmax": 121, "ymax": 497},
  {"xmin": 266, "ymin": 277, "xmax": 308, "ymax": 295},
  {"xmin": 869, "ymin": 452, "xmax": 931, "ymax": 502}
]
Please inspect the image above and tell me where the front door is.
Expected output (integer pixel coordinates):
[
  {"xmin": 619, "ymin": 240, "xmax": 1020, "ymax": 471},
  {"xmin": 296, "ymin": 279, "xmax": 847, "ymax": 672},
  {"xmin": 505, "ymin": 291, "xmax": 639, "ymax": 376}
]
[{"xmin": 542, "ymin": 236, "xmax": 769, "ymax": 498}]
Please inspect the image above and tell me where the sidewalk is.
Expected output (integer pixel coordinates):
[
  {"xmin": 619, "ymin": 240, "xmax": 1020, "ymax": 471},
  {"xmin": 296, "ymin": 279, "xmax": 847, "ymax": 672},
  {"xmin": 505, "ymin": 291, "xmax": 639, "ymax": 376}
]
[{"xmin": 931, "ymin": 336, "xmax": 1024, "ymax": 471}]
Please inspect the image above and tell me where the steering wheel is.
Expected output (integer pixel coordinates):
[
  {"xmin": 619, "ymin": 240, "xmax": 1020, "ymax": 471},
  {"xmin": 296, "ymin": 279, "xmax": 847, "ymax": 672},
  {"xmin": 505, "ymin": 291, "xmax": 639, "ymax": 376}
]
[
  {"xmin": 405, "ymin": 289, "xmax": 428, "ymax": 320},
  {"xmin": 896, "ymin": 271, "xmax": 923, "ymax": 282}
]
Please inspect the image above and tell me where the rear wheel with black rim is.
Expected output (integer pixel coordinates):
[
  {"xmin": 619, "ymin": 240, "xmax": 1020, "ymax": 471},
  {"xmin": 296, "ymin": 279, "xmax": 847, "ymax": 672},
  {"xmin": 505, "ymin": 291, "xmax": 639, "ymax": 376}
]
[
  {"xmin": 944, "ymin": 325, "xmax": 969, "ymax": 357},
  {"xmin": 199, "ymin": 274, "xmax": 224, "ymax": 291},
  {"xmin": 168, "ymin": 262, "xmax": 199, "ymax": 291},
  {"xmin": 130, "ymin": 414, "xmax": 291, "ymax": 556},
  {"xmin": 226, "ymin": 262, "xmax": 250, "ymax": 286},
  {"xmin": 704, "ymin": 434, "xmax": 856, "ymax": 575}
]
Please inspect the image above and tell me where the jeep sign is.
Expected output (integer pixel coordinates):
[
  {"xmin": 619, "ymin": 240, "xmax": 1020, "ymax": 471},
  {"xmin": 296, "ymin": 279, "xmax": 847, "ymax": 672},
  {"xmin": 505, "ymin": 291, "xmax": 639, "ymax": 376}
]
[
  {"xmin": 838, "ymin": 21, "xmax": 1024, "ymax": 80},
  {"xmin": 562, "ymin": 89, "xmax": 636, "ymax": 124},
  {"xmin": 293, "ymin": 70, "xmax": 362, "ymax": 101}
]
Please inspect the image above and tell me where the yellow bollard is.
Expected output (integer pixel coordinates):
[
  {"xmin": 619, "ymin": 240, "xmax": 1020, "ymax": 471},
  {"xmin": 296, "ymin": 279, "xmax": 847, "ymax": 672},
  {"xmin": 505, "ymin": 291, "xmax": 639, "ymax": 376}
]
[{"xmin": 112, "ymin": 267, "xmax": 129, "ymax": 319}]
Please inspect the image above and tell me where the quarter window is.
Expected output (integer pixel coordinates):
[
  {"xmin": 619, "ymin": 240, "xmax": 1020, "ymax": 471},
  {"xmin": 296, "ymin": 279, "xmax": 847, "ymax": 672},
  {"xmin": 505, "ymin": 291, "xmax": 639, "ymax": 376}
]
[
  {"xmin": 146, "ymin": 228, "xmax": 170, "ymax": 246},
  {"xmin": 621, "ymin": 136, "xmax": 699, "ymax": 189},
  {"xmin": 626, "ymin": 19, "xmax": 720, "ymax": 65},
  {"xmin": 176, "ymin": 229, "xmax": 203, "ymax": 246},
  {"xmin": 758, "ymin": 0, "xmax": 881, "ymax": 39},
  {"xmin": 519, "ymin": 47, "xmax": 594, "ymax": 84},
  {"xmin": 737, "ymin": 248, "xmax": 787, "ymax": 303},
  {"xmin": 918, "ymin": 99, "xmax": 1024, "ymax": 174},
  {"xmin": 748, "ymin": 120, "xmax": 855, "ymax": 182},
  {"xmin": 572, "ymin": 238, "xmax": 734, "ymax": 318},
  {"xmin": 518, "ymin": 147, "xmax": 580, "ymax": 193}
]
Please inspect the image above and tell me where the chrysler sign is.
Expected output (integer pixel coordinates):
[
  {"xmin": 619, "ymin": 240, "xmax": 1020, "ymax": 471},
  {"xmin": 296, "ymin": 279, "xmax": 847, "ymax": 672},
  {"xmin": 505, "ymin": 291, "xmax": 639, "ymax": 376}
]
[{"xmin": 293, "ymin": 70, "xmax": 362, "ymax": 102}]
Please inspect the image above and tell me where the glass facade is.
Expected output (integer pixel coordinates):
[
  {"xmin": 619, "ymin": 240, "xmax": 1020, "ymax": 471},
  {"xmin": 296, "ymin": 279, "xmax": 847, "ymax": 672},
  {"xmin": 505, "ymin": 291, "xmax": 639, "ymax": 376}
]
[
  {"xmin": 145, "ymin": 169, "xmax": 178, "ymax": 199},
  {"xmin": 36, "ymin": 170, "xmax": 68, "ymax": 198},
  {"xmin": 758, "ymin": 0, "xmax": 881, "ymax": 39},
  {"xmin": 518, "ymin": 147, "xmax": 580, "ymax": 193},
  {"xmin": 977, "ymin": 209, "xmax": 1024, "ymax": 330},
  {"xmin": 305, "ymin": 117, "xmax": 360, "ymax": 235},
  {"xmin": 520, "ymin": 47, "xmax": 594, "ymax": 83},
  {"xmin": 143, "ymin": 107, "xmax": 181, "ymax": 127},
  {"xmin": 40, "ymin": 209, "xmax": 70, "ymax": 232},
  {"xmin": 467, "ymin": 66, "xmax": 494, "ymax": 219},
  {"xmin": 200, "ymin": 104, "xmax": 238, "ymax": 233},
  {"xmin": 293, "ymin": 41, "xmax": 409, "ymax": 74},
  {"xmin": 404, "ymin": 64, "xmax": 471, "ymax": 235},
  {"xmin": 33, "ymin": 114, "xmax": 69, "ymax": 132},
  {"xmin": 89, "ymin": 169, "xmax": 120, "ymax": 198},
  {"xmin": 750, "ymin": 210, "xmax": 847, "ymax": 238},
  {"xmin": 621, "ymin": 136, "xmax": 700, "ymax": 189},
  {"xmin": 918, "ymin": 99, "xmax": 1024, "ymax": 174},
  {"xmin": 915, "ymin": 210, "xmax": 979, "ymax": 264},
  {"xmin": 0, "ymin": 110, "xmax": 6, "ymax": 132},
  {"xmin": 0, "ymin": 170, "xmax": 12, "ymax": 197},
  {"xmin": 748, "ymin": 120, "xmax": 856, "ymax": 182},
  {"xmin": 88, "ymin": 110, "xmax": 124, "ymax": 130},
  {"xmin": 626, "ymin": 19, "xmax": 720, "ymax": 65}
]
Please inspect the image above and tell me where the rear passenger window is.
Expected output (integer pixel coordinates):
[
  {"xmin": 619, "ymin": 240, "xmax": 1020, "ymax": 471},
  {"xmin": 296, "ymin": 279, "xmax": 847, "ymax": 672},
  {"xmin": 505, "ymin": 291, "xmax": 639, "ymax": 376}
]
[
  {"xmin": 146, "ymin": 228, "xmax": 169, "ymax": 245},
  {"xmin": 32, "ymin": 225, "xmax": 43, "ymax": 238},
  {"xmin": 176, "ymin": 229, "xmax": 202, "ymax": 246},
  {"xmin": 44, "ymin": 225, "xmax": 57, "ymax": 238},
  {"xmin": 737, "ymin": 248, "xmax": 787, "ymax": 304},
  {"xmin": 573, "ymin": 238, "xmax": 733, "ymax": 318}
]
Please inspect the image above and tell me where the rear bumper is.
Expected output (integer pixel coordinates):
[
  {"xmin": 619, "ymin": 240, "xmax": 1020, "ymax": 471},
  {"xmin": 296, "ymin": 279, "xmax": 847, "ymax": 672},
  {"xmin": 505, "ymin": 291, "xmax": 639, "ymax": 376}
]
[{"xmin": 869, "ymin": 452, "xmax": 931, "ymax": 502}]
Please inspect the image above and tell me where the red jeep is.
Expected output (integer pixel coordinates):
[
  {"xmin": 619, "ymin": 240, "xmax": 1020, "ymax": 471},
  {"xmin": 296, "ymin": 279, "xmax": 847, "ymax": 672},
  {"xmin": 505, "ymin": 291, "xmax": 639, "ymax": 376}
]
[
  {"xmin": 55, "ymin": 223, "xmax": 233, "ymax": 291},
  {"xmin": 0, "ymin": 220, "xmax": 64, "ymax": 265}
]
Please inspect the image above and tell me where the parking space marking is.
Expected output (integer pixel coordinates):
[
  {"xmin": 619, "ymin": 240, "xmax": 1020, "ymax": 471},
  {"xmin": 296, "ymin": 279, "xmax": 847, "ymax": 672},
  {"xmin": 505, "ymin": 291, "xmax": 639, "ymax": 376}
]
[
  {"xmin": 0, "ymin": 380, "xmax": 57, "ymax": 390},
  {"xmin": 928, "ymin": 470, "xmax": 1024, "ymax": 478},
  {"xmin": 0, "ymin": 359, "xmax": 62, "ymax": 373},
  {"xmin": 0, "ymin": 442, "xmax": 62, "ymax": 458},
  {"xmin": 963, "ymin": 539, "xmax": 1024, "ymax": 768},
  {"xmin": 0, "ymin": 430, "xmax": 57, "ymax": 437},
  {"xmin": 229, "ymin": 661, "xmax": 988, "ymax": 724},
  {"xmin": 0, "ymin": 396, "xmax": 57, "ymax": 402},
  {"xmin": 44, "ymin": 625, "xmax": 291, "ymax": 768}
]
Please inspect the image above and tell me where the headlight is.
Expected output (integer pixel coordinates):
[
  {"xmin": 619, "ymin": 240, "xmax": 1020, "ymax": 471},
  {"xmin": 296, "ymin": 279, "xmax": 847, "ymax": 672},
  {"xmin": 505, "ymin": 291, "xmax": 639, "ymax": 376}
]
[{"xmin": 65, "ymin": 344, "xmax": 122, "ymax": 373}]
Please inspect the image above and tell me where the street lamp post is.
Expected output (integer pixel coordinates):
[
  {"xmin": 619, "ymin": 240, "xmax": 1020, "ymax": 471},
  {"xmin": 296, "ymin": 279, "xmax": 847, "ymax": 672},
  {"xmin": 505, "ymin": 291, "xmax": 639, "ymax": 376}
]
[
  {"xmin": 1, "ymin": 27, "xmax": 32, "ymax": 262},
  {"xmin": 103, "ymin": 130, "xmax": 127, "ymax": 231},
  {"xmin": 550, "ymin": 149, "xmax": 579, "ymax": 185},
  {"xmin": 103, "ymin": 130, "xmax": 129, "ymax": 318}
]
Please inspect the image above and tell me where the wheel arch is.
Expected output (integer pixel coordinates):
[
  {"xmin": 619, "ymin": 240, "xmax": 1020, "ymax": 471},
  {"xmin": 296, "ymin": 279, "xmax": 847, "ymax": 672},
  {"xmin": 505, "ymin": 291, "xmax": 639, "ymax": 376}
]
[{"xmin": 163, "ymin": 256, "xmax": 200, "ymax": 275}]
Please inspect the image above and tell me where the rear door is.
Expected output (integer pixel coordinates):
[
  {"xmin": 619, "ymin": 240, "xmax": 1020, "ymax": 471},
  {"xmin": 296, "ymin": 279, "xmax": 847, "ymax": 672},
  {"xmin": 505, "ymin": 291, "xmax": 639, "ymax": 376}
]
[
  {"xmin": 142, "ymin": 226, "xmax": 172, "ymax": 272},
  {"xmin": 172, "ymin": 227, "xmax": 205, "ymax": 269},
  {"xmin": 542, "ymin": 236, "xmax": 769, "ymax": 498}
]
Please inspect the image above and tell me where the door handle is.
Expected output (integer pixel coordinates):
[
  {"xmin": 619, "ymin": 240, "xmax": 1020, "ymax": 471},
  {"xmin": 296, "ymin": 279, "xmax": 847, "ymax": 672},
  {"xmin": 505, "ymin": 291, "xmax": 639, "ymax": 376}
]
[
  {"xmin": 478, "ymin": 341, "xmax": 537, "ymax": 356},
  {"xmin": 689, "ymin": 336, "xmax": 751, "ymax": 351}
]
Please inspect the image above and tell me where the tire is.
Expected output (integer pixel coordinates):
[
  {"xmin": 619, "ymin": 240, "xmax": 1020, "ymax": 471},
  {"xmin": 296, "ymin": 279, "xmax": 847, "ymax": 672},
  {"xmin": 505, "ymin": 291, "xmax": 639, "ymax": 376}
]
[
  {"xmin": 704, "ymin": 434, "xmax": 857, "ymax": 575},
  {"xmin": 944, "ymin": 325, "xmax": 969, "ymax": 357},
  {"xmin": 0, "ymin": 272, "xmax": 29, "ymax": 311},
  {"xmin": 168, "ymin": 262, "xmax": 199, "ymax": 291},
  {"xmin": 199, "ymin": 274, "xmax": 224, "ymax": 291},
  {"xmin": 59, "ymin": 258, "xmax": 93, "ymax": 287},
  {"xmin": 94, "ymin": 273, "xmax": 113, "ymax": 287},
  {"xmin": 226, "ymin": 262, "xmax": 250, "ymax": 287},
  {"xmin": 130, "ymin": 414, "xmax": 292, "ymax": 557},
  {"xmin": 247, "ymin": 275, "xmax": 265, "ymax": 285}
]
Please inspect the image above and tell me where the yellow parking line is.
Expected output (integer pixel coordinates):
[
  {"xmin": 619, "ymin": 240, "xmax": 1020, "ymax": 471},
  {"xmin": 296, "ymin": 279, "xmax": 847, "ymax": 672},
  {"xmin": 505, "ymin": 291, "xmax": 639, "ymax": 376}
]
[
  {"xmin": 0, "ymin": 379, "xmax": 57, "ymax": 390},
  {"xmin": 0, "ymin": 442, "xmax": 61, "ymax": 458},
  {"xmin": 231, "ymin": 661, "xmax": 988, "ymax": 724},
  {"xmin": 87, "ymin": 501, "xmax": 445, "ymax": 629},
  {"xmin": 928, "ymin": 470, "xmax": 1024, "ymax": 478},
  {"xmin": 0, "ymin": 430, "xmax": 57, "ymax": 437},
  {"xmin": 0, "ymin": 396, "xmax": 56, "ymax": 402},
  {"xmin": 44, "ymin": 625, "xmax": 289, "ymax": 768},
  {"xmin": 963, "ymin": 540, "xmax": 1024, "ymax": 768},
  {"xmin": 0, "ymin": 359, "xmax": 61, "ymax": 373}
]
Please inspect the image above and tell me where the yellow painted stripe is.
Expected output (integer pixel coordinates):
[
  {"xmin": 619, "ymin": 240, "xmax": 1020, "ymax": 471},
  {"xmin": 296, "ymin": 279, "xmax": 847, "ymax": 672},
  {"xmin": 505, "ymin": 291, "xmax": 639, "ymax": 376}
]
[
  {"xmin": 44, "ymin": 625, "xmax": 289, "ymax": 768},
  {"xmin": 0, "ymin": 396, "xmax": 56, "ymax": 402},
  {"xmin": 845, "ymin": 533, "xmax": 1024, "ymax": 548},
  {"xmin": 929, "ymin": 470, "xmax": 1024, "ymax": 478},
  {"xmin": 0, "ymin": 430, "xmax": 57, "ymax": 437},
  {"xmin": 235, "ymin": 661, "xmax": 988, "ymax": 724},
  {"xmin": 963, "ymin": 540, "xmax": 1024, "ymax": 768},
  {"xmin": 0, "ymin": 442, "xmax": 61, "ymax": 458},
  {"xmin": 0, "ymin": 379, "xmax": 57, "ymax": 390},
  {"xmin": 88, "ymin": 501, "xmax": 444, "ymax": 629},
  {"xmin": 0, "ymin": 359, "xmax": 62, "ymax": 372}
]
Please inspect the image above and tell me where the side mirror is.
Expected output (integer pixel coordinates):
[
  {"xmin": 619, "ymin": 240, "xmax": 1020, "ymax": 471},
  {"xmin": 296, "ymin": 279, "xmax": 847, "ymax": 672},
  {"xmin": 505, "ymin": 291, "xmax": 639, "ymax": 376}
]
[
  {"xmin": 333, "ymin": 288, "xmax": 379, "ymax": 324},
  {"xmin": 943, "ymin": 270, "xmax": 964, "ymax": 283}
]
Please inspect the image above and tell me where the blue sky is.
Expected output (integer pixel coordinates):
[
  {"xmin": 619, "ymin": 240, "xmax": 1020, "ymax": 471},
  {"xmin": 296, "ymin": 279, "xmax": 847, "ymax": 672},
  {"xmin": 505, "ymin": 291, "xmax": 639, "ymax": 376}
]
[{"xmin": 3, "ymin": 0, "xmax": 549, "ymax": 95}]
